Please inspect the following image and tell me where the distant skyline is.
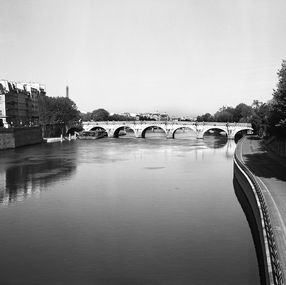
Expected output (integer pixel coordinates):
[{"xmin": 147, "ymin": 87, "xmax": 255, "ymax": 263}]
[{"xmin": 1, "ymin": 0, "xmax": 286, "ymax": 116}]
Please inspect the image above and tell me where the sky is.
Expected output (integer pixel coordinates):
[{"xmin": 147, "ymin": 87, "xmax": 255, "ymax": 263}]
[{"xmin": 1, "ymin": 0, "xmax": 286, "ymax": 116}]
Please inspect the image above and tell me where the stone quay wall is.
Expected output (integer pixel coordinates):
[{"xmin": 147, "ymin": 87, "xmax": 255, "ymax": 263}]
[
  {"xmin": 234, "ymin": 138, "xmax": 284, "ymax": 285},
  {"xmin": 0, "ymin": 127, "xmax": 42, "ymax": 150}
]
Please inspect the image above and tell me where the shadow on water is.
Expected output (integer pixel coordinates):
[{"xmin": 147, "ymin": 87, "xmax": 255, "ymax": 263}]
[
  {"xmin": 203, "ymin": 134, "xmax": 228, "ymax": 149},
  {"xmin": 0, "ymin": 142, "xmax": 77, "ymax": 205},
  {"xmin": 233, "ymin": 177, "xmax": 266, "ymax": 285}
]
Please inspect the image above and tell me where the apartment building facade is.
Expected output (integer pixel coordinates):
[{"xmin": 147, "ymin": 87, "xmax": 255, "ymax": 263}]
[{"xmin": 0, "ymin": 80, "xmax": 46, "ymax": 127}]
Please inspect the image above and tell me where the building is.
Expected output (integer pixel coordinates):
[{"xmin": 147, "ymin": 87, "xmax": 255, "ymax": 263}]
[
  {"xmin": 159, "ymin": 112, "xmax": 169, "ymax": 121},
  {"xmin": 136, "ymin": 112, "xmax": 170, "ymax": 121},
  {"xmin": 0, "ymin": 80, "xmax": 46, "ymax": 127}
]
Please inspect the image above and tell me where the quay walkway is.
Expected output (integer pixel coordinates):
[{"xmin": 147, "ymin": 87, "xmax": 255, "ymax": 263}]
[{"xmin": 235, "ymin": 136, "xmax": 286, "ymax": 284}]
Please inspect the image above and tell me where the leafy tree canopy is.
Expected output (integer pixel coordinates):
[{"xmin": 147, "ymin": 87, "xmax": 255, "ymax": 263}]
[
  {"xmin": 39, "ymin": 96, "xmax": 80, "ymax": 127},
  {"xmin": 109, "ymin": 114, "xmax": 135, "ymax": 121},
  {"xmin": 90, "ymin": 109, "xmax": 110, "ymax": 121},
  {"xmin": 80, "ymin": 110, "xmax": 135, "ymax": 121},
  {"xmin": 268, "ymin": 60, "xmax": 286, "ymax": 136},
  {"xmin": 197, "ymin": 113, "xmax": 214, "ymax": 122},
  {"xmin": 213, "ymin": 106, "xmax": 235, "ymax": 122},
  {"xmin": 80, "ymin": 112, "xmax": 92, "ymax": 121},
  {"xmin": 233, "ymin": 103, "xmax": 253, "ymax": 122}
]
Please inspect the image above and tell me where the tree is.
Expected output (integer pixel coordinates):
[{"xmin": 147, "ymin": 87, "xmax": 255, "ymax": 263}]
[
  {"xmin": 196, "ymin": 113, "xmax": 214, "ymax": 122},
  {"xmin": 233, "ymin": 103, "xmax": 253, "ymax": 122},
  {"xmin": 54, "ymin": 97, "xmax": 80, "ymax": 126},
  {"xmin": 108, "ymin": 113, "xmax": 135, "ymax": 121},
  {"xmin": 39, "ymin": 96, "xmax": 80, "ymax": 135},
  {"xmin": 138, "ymin": 115, "xmax": 156, "ymax": 121},
  {"xmin": 214, "ymin": 106, "xmax": 235, "ymax": 122},
  {"xmin": 80, "ymin": 112, "xmax": 92, "ymax": 121},
  {"xmin": 268, "ymin": 60, "xmax": 286, "ymax": 137},
  {"xmin": 90, "ymin": 109, "xmax": 109, "ymax": 121},
  {"xmin": 252, "ymin": 100, "xmax": 263, "ymax": 110},
  {"xmin": 249, "ymin": 102, "xmax": 270, "ymax": 136}
]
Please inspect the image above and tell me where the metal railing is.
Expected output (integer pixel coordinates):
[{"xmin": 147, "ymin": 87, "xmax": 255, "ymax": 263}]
[{"xmin": 234, "ymin": 138, "xmax": 284, "ymax": 285}]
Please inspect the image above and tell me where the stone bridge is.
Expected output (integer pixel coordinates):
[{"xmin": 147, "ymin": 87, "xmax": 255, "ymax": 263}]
[{"xmin": 82, "ymin": 121, "xmax": 253, "ymax": 139}]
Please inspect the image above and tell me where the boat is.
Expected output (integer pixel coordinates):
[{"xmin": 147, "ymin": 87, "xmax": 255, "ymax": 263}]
[{"xmin": 77, "ymin": 130, "xmax": 107, "ymax": 140}]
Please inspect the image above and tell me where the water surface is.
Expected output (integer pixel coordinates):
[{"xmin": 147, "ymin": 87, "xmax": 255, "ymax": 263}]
[{"xmin": 0, "ymin": 134, "xmax": 259, "ymax": 284}]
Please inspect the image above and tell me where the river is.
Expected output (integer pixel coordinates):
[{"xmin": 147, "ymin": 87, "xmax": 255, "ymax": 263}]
[{"xmin": 0, "ymin": 131, "xmax": 259, "ymax": 284}]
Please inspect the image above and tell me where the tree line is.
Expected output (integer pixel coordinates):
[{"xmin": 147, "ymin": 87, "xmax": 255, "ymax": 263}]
[
  {"xmin": 80, "ymin": 110, "xmax": 161, "ymax": 121},
  {"xmin": 80, "ymin": 109, "xmax": 135, "ymax": 122},
  {"xmin": 196, "ymin": 101, "xmax": 269, "ymax": 136},
  {"xmin": 197, "ymin": 60, "xmax": 286, "ymax": 138}
]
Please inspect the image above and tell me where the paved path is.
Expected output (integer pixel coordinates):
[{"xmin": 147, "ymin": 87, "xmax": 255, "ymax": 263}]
[{"xmin": 241, "ymin": 137, "xmax": 286, "ymax": 278}]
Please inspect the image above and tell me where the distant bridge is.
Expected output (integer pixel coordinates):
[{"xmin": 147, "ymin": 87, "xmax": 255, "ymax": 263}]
[{"xmin": 82, "ymin": 121, "xmax": 253, "ymax": 139}]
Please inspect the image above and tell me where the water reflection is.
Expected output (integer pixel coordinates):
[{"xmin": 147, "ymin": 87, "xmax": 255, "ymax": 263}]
[
  {"xmin": 203, "ymin": 134, "xmax": 228, "ymax": 149},
  {"xmin": 0, "ymin": 136, "xmax": 236, "ymax": 207},
  {"xmin": 0, "ymin": 143, "xmax": 77, "ymax": 205},
  {"xmin": 203, "ymin": 136, "xmax": 236, "ymax": 160}
]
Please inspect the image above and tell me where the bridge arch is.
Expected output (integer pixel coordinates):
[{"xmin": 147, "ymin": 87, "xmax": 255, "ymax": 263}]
[
  {"xmin": 172, "ymin": 126, "xmax": 197, "ymax": 139},
  {"xmin": 233, "ymin": 128, "xmax": 253, "ymax": 141},
  {"xmin": 202, "ymin": 127, "xmax": 228, "ymax": 138},
  {"xmin": 113, "ymin": 125, "xmax": 136, "ymax": 138},
  {"xmin": 141, "ymin": 125, "xmax": 167, "ymax": 138},
  {"xmin": 89, "ymin": 126, "xmax": 108, "ymax": 133}
]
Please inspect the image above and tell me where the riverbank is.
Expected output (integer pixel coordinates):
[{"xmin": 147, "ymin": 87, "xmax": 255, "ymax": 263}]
[
  {"xmin": 234, "ymin": 136, "xmax": 286, "ymax": 284},
  {"xmin": 43, "ymin": 134, "xmax": 77, "ymax": 143},
  {"xmin": 0, "ymin": 127, "xmax": 42, "ymax": 150}
]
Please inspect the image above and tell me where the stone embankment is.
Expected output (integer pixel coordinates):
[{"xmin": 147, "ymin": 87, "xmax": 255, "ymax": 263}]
[
  {"xmin": 234, "ymin": 136, "xmax": 286, "ymax": 285},
  {"xmin": 0, "ymin": 127, "xmax": 42, "ymax": 150}
]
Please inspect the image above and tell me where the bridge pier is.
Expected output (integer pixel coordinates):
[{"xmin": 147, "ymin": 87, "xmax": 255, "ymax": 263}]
[
  {"xmin": 227, "ymin": 127, "xmax": 235, "ymax": 140},
  {"xmin": 196, "ymin": 128, "xmax": 204, "ymax": 139},
  {"xmin": 134, "ymin": 130, "xmax": 143, "ymax": 138},
  {"xmin": 107, "ymin": 129, "xmax": 115, "ymax": 138},
  {"xmin": 166, "ymin": 129, "xmax": 174, "ymax": 139}
]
